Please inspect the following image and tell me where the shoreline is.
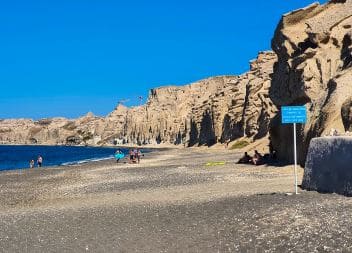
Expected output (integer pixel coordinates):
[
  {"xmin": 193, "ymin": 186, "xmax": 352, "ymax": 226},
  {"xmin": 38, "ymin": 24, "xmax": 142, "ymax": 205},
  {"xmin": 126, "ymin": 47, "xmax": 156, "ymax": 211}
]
[
  {"xmin": 0, "ymin": 143, "xmax": 243, "ymax": 172},
  {"xmin": 0, "ymin": 145, "xmax": 170, "ymax": 172},
  {"xmin": 0, "ymin": 143, "xmax": 173, "ymax": 149}
]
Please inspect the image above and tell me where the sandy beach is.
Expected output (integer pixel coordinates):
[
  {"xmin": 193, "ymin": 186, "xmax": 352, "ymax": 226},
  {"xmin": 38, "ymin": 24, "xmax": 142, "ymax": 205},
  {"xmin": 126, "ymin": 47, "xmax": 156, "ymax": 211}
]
[{"xmin": 0, "ymin": 148, "xmax": 351, "ymax": 252}]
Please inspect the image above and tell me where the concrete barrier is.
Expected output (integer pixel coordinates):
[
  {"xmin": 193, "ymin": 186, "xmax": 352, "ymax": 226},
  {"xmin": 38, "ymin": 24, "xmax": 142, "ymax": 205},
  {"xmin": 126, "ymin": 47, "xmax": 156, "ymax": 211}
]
[{"xmin": 302, "ymin": 137, "xmax": 352, "ymax": 196}]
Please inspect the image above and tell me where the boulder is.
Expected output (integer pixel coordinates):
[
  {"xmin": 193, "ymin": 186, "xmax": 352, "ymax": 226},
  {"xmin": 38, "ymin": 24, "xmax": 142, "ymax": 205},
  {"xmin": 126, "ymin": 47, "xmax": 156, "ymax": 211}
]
[{"xmin": 302, "ymin": 137, "xmax": 352, "ymax": 195}]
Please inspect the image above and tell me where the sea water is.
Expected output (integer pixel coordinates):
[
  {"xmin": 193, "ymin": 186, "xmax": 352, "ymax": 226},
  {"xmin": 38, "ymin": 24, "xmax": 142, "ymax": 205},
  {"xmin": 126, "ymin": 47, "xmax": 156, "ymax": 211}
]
[{"xmin": 0, "ymin": 145, "xmax": 130, "ymax": 171}]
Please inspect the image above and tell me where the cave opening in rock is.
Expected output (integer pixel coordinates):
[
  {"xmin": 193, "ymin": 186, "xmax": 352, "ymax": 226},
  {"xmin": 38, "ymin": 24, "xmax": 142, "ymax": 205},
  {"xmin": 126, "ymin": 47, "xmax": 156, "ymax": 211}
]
[{"xmin": 292, "ymin": 38, "xmax": 318, "ymax": 57}]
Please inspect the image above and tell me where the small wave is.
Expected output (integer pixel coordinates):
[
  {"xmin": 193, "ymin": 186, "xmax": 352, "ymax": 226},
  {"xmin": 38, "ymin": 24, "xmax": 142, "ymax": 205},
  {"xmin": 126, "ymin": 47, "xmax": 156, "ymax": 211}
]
[{"xmin": 61, "ymin": 155, "xmax": 114, "ymax": 166}]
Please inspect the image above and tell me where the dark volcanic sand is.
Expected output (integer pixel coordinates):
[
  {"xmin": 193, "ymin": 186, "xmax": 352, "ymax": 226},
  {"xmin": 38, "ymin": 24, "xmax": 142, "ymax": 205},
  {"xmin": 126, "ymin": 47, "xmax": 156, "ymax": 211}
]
[{"xmin": 0, "ymin": 148, "xmax": 351, "ymax": 252}]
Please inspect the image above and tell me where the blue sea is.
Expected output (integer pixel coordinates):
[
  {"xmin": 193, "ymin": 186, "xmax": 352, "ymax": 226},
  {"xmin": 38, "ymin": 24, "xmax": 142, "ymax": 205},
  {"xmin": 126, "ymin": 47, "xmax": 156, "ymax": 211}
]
[{"xmin": 0, "ymin": 145, "xmax": 130, "ymax": 171}]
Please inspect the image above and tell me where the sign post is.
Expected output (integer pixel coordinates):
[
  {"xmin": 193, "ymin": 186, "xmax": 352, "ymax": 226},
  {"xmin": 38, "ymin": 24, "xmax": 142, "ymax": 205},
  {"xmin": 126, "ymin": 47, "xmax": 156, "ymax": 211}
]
[
  {"xmin": 281, "ymin": 106, "xmax": 307, "ymax": 195},
  {"xmin": 293, "ymin": 122, "xmax": 298, "ymax": 194}
]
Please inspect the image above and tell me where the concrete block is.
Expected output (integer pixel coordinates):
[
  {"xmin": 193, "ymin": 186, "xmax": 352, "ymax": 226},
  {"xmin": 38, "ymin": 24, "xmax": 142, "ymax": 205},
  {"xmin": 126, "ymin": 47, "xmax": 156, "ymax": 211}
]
[{"xmin": 302, "ymin": 137, "xmax": 352, "ymax": 196}]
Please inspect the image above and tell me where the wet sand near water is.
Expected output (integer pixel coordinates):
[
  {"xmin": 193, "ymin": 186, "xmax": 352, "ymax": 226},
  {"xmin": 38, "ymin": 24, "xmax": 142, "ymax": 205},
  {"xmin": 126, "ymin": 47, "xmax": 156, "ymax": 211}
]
[{"xmin": 0, "ymin": 148, "xmax": 351, "ymax": 252}]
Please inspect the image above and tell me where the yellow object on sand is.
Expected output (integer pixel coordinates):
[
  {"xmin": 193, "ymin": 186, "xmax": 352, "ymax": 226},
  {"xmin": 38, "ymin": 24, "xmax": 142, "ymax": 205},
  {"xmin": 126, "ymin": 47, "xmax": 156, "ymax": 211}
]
[{"xmin": 205, "ymin": 161, "xmax": 226, "ymax": 166}]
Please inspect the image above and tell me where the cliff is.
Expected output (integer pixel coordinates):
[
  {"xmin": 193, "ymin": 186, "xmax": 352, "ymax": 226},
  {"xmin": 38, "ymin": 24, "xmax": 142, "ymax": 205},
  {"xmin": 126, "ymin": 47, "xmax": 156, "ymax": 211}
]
[
  {"xmin": 0, "ymin": 52, "xmax": 277, "ymax": 147},
  {"xmin": 269, "ymin": 0, "xmax": 352, "ymax": 164}
]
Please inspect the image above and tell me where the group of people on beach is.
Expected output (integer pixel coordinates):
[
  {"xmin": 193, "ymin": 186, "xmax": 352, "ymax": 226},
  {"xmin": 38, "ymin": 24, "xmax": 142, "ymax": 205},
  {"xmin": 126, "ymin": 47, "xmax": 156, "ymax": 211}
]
[
  {"xmin": 237, "ymin": 139, "xmax": 277, "ymax": 166},
  {"xmin": 115, "ymin": 148, "xmax": 143, "ymax": 164},
  {"xmin": 237, "ymin": 150, "xmax": 266, "ymax": 165},
  {"xmin": 129, "ymin": 148, "xmax": 143, "ymax": 164},
  {"xmin": 29, "ymin": 155, "xmax": 43, "ymax": 168}
]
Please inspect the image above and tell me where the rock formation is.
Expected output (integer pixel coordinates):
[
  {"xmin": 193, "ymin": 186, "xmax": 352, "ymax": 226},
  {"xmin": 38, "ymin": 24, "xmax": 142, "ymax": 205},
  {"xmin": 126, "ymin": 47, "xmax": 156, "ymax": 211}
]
[
  {"xmin": 302, "ymin": 137, "xmax": 352, "ymax": 196},
  {"xmin": 0, "ymin": 52, "xmax": 277, "ymax": 146},
  {"xmin": 269, "ymin": 0, "xmax": 352, "ymax": 165}
]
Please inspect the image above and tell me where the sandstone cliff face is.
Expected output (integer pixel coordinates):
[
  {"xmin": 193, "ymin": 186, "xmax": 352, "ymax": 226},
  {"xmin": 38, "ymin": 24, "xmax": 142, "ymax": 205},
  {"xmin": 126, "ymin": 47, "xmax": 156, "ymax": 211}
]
[
  {"xmin": 187, "ymin": 52, "xmax": 277, "ymax": 146},
  {"xmin": 121, "ymin": 76, "xmax": 231, "ymax": 146},
  {"xmin": 269, "ymin": 0, "xmax": 352, "ymax": 164},
  {"xmin": 0, "ymin": 52, "xmax": 277, "ymax": 147},
  {"xmin": 109, "ymin": 51, "xmax": 277, "ymax": 147}
]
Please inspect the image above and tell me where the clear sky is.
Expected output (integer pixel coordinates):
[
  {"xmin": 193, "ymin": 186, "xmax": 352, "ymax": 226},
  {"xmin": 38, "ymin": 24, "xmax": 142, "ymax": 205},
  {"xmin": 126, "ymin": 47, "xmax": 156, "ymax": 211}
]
[{"xmin": 1, "ymin": 0, "xmax": 327, "ymax": 119}]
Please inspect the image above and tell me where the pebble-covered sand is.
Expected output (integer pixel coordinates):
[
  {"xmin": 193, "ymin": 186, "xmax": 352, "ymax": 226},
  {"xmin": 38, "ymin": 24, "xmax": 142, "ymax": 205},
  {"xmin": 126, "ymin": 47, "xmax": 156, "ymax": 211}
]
[{"xmin": 0, "ymin": 148, "xmax": 351, "ymax": 252}]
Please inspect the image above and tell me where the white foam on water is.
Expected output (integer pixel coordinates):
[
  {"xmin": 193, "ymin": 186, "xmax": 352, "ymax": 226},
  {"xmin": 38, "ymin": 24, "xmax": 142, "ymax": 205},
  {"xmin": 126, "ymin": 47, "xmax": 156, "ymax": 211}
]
[{"xmin": 61, "ymin": 155, "xmax": 114, "ymax": 166}]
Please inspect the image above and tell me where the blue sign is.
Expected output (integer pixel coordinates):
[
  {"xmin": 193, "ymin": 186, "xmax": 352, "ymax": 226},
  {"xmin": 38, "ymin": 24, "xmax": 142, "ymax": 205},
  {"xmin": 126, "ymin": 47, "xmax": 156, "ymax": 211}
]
[{"xmin": 281, "ymin": 106, "xmax": 307, "ymax": 124}]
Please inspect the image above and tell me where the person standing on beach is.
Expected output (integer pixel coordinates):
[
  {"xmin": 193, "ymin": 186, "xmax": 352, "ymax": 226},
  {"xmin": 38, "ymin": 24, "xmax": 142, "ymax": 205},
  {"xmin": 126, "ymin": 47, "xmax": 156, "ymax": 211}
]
[
  {"xmin": 37, "ymin": 155, "xmax": 43, "ymax": 167},
  {"xmin": 115, "ymin": 149, "xmax": 123, "ymax": 163},
  {"xmin": 29, "ymin": 160, "xmax": 35, "ymax": 168},
  {"xmin": 136, "ymin": 149, "xmax": 142, "ymax": 164},
  {"xmin": 133, "ymin": 148, "xmax": 140, "ymax": 164},
  {"xmin": 129, "ymin": 149, "xmax": 135, "ymax": 163}
]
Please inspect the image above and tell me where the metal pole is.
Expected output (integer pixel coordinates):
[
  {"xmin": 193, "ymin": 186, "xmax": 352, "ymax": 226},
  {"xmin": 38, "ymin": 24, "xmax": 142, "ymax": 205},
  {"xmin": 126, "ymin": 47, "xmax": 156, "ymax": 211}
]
[{"xmin": 293, "ymin": 123, "xmax": 298, "ymax": 194}]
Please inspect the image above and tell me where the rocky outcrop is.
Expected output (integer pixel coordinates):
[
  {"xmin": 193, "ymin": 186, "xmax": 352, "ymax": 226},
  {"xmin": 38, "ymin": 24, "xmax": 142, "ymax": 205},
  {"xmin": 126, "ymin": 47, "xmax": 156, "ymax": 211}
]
[
  {"xmin": 107, "ymin": 51, "xmax": 277, "ymax": 146},
  {"xmin": 0, "ymin": 52, "xmax": 277, "ymax": 146},
  {"xmin": 269, "ymin": 0, "xmax": 352, "ymax": 165},
  {"xmin": 302, "ymin": 137, "xmax": 352, "ymax": 196},
  {"xmin": 187, "ymin": 52, "xmax": 277, "ymax": 146}
]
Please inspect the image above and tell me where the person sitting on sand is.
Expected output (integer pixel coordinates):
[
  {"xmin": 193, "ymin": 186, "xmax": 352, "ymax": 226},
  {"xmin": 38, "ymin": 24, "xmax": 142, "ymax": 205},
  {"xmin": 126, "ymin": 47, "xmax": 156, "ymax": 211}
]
[
  {"xmin": 237, "ymin": 152, "xmax": 252, "ymax": 164},
  {"xmin": 252, "ymin": 150, "xmax": 263, "ymax": 165}
]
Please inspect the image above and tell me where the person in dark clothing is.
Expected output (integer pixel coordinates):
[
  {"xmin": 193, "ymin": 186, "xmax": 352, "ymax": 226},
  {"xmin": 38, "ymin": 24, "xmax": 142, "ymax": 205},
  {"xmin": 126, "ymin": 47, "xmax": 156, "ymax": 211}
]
[
  {"xmin": 129, "ymin": 149, "xmax": 135, "ymax": 163},
  {"xmin": 252, "ymin": 150, "xmax": 264, "ymax": 165},
  {"xmin": 37, "ymin": 155, "xmax": 43, "ymax": 167},
  {"xmin": 237, "ymin": 152, "xmax": 252, "ymax": 164}
]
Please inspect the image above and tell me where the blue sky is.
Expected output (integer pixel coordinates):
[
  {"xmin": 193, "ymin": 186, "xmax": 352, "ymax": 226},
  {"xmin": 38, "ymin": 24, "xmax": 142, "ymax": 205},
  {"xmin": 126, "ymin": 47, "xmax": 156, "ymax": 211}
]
[{"xmin": 1, "ymin": 0, "xmax": 327, "ymax": 119}]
